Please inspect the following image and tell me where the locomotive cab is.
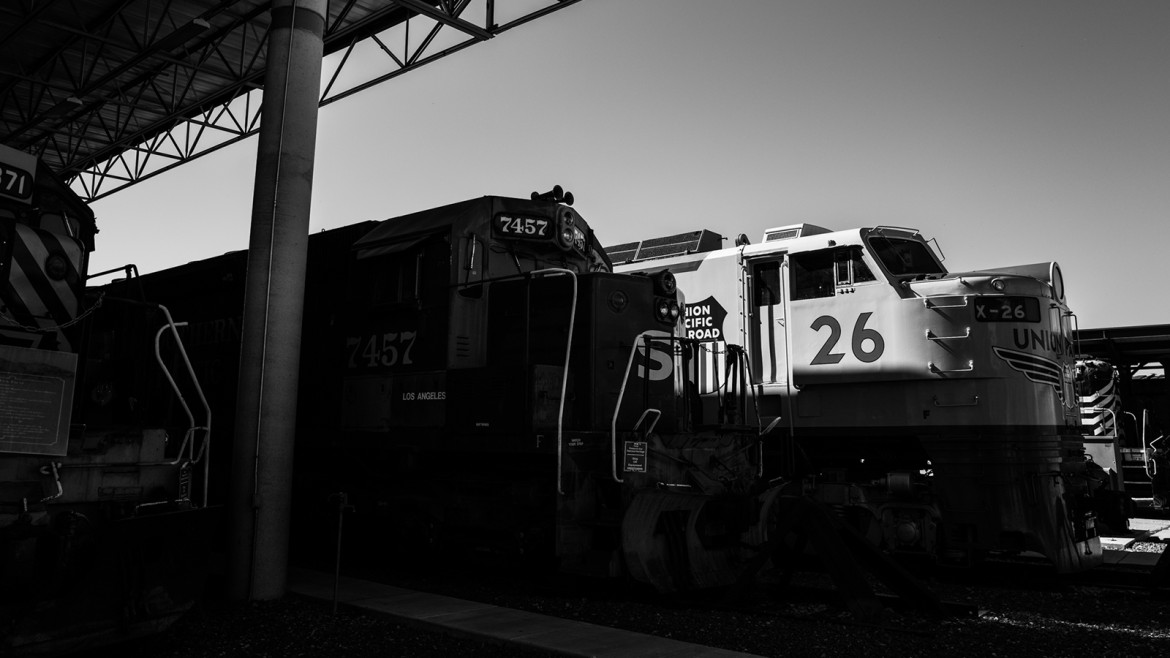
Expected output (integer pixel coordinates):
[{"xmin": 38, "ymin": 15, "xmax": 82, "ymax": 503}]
[
  {"xmin": 318, "ymin": 191, "xmax": 720, "ymax": 570},
  {"xmin": 614, "ymin": 222, "xmax": 1101, "ymax": 573}
]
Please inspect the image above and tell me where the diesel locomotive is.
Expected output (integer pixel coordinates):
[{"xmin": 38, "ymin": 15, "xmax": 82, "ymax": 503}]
[
  {"xmin": 96, "ymin": 187, "xmax": 777, "ymax": 592},
  {"xmin": 1077, "ymin": 358, "xmax": 1168, "ymax": 510},
  {"xmin": 611, "ymin": 223, "xmax": 1105, "ymax": 572},
  {"xmin": 0, "ymin": 145, "xmax": 212, "ymax": 653}
]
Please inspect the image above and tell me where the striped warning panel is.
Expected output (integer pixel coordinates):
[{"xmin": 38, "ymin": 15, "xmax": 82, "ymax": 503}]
[
  {"xmin": 1079, "ymin": 377, "xmax": 1119, "ymax": 437},
  {"xmin": 0, "ymin": 222, "xmax": 84, "ymax": 352}
]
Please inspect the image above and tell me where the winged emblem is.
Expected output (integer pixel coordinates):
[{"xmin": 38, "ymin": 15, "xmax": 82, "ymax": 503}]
[{"xmin": 992, "ymin": 347, "xmax": 1064, "ymax": 392}]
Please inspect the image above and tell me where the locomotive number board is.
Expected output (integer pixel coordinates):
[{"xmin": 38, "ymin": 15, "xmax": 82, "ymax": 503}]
[
  {"xmin": 974, "ymin": 296, "xmax": 1041, "ymax": 322},
  {"xmin": 493, "ymin": 213, "xmax": 552, "ymax": 240},
  {"xmin": 0, "ymin": 161, "xmax": 33, "ymax": 203}
]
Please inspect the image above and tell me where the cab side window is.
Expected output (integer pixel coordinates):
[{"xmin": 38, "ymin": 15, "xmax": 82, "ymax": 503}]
[
  {"xmin": 793, "ymin": 247, "xmax": 875, "ymax": 300},
  {"xmin": 790, "ymin": 250, "xmax": 835, "ymax": 300},
  {"xmin": 350, "ymin": 235, "xmax": 449, "ymax": 309},
  {"xmin": 835, "ymin": 247, "xmax": 875, "ymax": 285},
  {"xmin": 353, "ymin": 251, "xmax": 421, "ymax": 307},
  {"xmin": 754, "ymin": 261, "xmax": 783, "ymax": 306}
]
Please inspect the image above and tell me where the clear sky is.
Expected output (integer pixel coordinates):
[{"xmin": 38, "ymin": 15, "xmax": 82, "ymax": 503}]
[{"xmin": 88, "ymin": 0, "xmax": 1169, "ymax": 330}]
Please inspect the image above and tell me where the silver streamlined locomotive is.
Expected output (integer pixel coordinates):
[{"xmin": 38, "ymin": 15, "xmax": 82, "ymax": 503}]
[{"xmin": 611, "ymin": 223, "xmax": 1102, "ymax": 572}]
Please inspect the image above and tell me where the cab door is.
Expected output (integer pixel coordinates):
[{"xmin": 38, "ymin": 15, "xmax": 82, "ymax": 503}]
[{"xmin": 749, "ymin": 259, "xmax": 788, "ymax": 386}]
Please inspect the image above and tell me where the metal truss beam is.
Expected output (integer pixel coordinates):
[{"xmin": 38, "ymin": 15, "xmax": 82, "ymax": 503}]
[{"xmin": 0, "ymin": 0, "xmax": 582, "ymax": 202}]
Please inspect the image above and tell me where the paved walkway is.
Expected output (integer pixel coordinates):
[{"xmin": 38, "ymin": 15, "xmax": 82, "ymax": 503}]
[
  {"xmin": 287, "ymin": 568, "xmax": 764, "ymax": 658},
  {"xmin": 1101, "ymin": 517, "xmax": 1170, "ymax": 567},
  {"xmin": 289, "ymin": 517, "xmax": 1169, "ymax": 656}
]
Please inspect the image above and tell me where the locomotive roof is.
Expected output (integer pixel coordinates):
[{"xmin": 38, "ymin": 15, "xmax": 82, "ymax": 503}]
[
  {"xmin": 613, "ymin": 227, "xmax": 873, "ymax": 273},
  {"xmin": 354, "ymin": 195, "xmax": 585, "ymax": 258},
  {"xmin": 355, "ymin": 197, "xmax": 485, "ymax": 253}
]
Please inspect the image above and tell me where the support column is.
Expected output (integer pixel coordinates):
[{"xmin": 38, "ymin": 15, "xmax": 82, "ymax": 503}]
[{"xmin": 227, "ymin": 0, "xmax": 327, "ymax": 601}]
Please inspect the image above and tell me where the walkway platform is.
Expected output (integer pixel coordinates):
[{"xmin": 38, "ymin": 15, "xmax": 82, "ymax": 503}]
[
  {"xmin": 1101, "ymin": 517, "xmax": 1170, "ymax": 568},
  {"xmin": 289, "ymin": 519, "xmax": 1169, "ymax": 656},
  {"xmin": 287, "ymin": 568, "xmax": 763, "ymax": 658}
]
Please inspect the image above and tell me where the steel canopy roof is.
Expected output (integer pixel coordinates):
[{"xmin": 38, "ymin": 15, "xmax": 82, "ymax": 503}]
[
  {"xmin": 1076, "ymin": 324, "xmax": 1170, "ymax": 369},
  {"xmin": 0, "ymin": 0, "xmax": 579, "ymax": 202}
]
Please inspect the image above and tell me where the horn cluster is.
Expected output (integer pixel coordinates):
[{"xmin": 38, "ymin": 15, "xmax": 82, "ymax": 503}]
[{"xmin": 531, "ymin": 184, "xmax": 574, "ymax": 206}]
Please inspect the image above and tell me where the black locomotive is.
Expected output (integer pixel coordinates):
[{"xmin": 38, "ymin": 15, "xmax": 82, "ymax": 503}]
[
  {"xmin": 93, "ymin": 188, "xmax": 774, "ymax": 591},
  {"xmin": 0, "ymin": 147, "xmax": 212, "ymax": 653}
]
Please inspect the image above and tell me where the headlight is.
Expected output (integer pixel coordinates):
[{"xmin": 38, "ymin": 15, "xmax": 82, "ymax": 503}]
[
  {"xmin": 608, "ymin": 291, "xmax": 629, "ymax": 313},
  {"xmin": 556, "ymin": 211, "xmax": 576, "ymax": 251},
  {"xmin": 558, "ymin": 225, "xmax": 575, "ymax": 249},
  {"xmin": 45, "ymin": 252, "xmax": 70, "ymax": 281},
  {"xmin": 654, "ymin": 297, "xmax": 679, "ymax": 324},
  {"xmin": 653, "ymin": 270, "xmax": 676, "ymax": 296}
]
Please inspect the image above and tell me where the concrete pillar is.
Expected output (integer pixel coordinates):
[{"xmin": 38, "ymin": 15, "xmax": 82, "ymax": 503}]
[{"xmin": 227, "ymin": 0, "xmax": 327, "ymax": 601}]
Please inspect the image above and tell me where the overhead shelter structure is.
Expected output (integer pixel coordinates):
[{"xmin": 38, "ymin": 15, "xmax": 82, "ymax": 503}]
[
  {"xmin": 1076, "ymin": 324, "xmax": 1170, "ymax": 375},
  {"xmin": 0, "ymin": 0, "xmax": 581, "ymax": 202},
  {"xmin": 1, "ymin": 0, "xmax": 583, "ymax": 601}
]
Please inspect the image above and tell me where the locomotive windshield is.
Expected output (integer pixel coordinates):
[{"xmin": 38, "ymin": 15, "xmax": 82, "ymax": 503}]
[{"xmin": 867, "ymin": 236, "xmax": 945, "ymax": 277}]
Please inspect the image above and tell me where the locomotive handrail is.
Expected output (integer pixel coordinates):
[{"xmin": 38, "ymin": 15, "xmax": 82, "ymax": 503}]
[
  {"xmin": 86, "ymin": 263, "xmax": 140, "ymax": 281},
  {"xmin": 1142, "ymin": 409, "xmax": 1158, "ymax": 479},
  {"xmin": 925, "ymin": 328, "xmax": 971, "ymax": 341},
  {"xmin": 928, "ymin": 360, "xmax": 974, "ymax": 374},
  {"xmin": 1148, "ymin": 434, "xmax": 1164, "ymax": 479},
  {"xmin": 932, "ymin": 395, "xmax": 980, "ymax": 407},
  {"xmin": 1085, "ymin": 407, "xmax": 1118, "ymax": 439},
  {"xmin": 530, "ymin": 268, "xmax": 577, "ymax": 497},
  {"xmin": 952, "ymin": 270, "xmax": 1061, "ymax": 301},
  {"xmin": 153, "ymin": 309, "xmax": 212, "ymax": 508},
  {"xmin": 1064, "ymin": 311, "xmax": 1082, "ymax": 413},
  {"xmin": 612, "ymin": 331, "xmax": 658, "ymax": 484},
  {"xmin": 730, "ymin": 344, "xmax": 768, "ymax": 478},
  {"xmin": 38, "ymin": 462, "xmax": 63, "ymax": 503},
  {"xmin": 922, "ymin": 296, "xmax": 968, "ymax": 309},
  {"xmin": 632, "ymin": 409, "xmax": 662, "ymax": 437}
]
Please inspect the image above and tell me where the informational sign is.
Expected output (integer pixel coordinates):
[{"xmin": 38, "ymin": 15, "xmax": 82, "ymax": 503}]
[
  {"xmin": 0, "ymin": 144, "xmax": 36, "ymax": 205},
  {"xmin": 0, "ymin": 345, "xmax": 77, "ymax": 456},
  {"xmin": 624, "ymin": 440, "xmax": 647, "ymax": 473},
  {"xmin": 683, "ymin": 296, "xmax": 727, "ymax": 341}
]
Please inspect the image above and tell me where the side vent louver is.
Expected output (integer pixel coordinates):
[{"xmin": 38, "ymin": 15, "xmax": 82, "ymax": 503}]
[{"xmin": 761, "ymin": 224, "xmax": 831, "ymax": 243}]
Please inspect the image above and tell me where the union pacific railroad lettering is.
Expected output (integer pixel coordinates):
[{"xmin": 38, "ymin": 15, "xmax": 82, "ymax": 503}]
[
  {"xmin": 683, "ymin": 296, "xmax": 727, "ymax": 341},
  {"xmin": 1011, "ymin": 328, "xmax": 1074, "ymax": 358}
]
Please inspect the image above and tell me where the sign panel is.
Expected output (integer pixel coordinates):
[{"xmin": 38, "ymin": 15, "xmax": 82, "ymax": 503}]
[
  {"xmin": 683, "ymin": 296, "xmax": 727, "ymax": 342},
  {"xmin": 493, "ymin": 213, "xmax": 553, "ymax": 241},
  {"xmin": 0, "ymin": 346, "xmax": 76, "ymax": 456},
  {"xmin": 624, "ymin": 440, "xmax": 648, "ymax": 473},
  {"xmin": 0, "ymin": 144, "xmax": 36, "ymax": 205},
  {"xmin": 974, "ymin": 296, "xmax": 1041, "ymax": 323}
]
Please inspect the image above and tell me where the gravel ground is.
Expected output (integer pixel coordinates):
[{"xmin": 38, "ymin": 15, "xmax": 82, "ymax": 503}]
[
  {"xmin": 76, "ymin": 596, "xmax": 561, "ymax": 658},
  {"xmin": 70, "ymin": 543, "xmax": 1170, "ymax": 658}
]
